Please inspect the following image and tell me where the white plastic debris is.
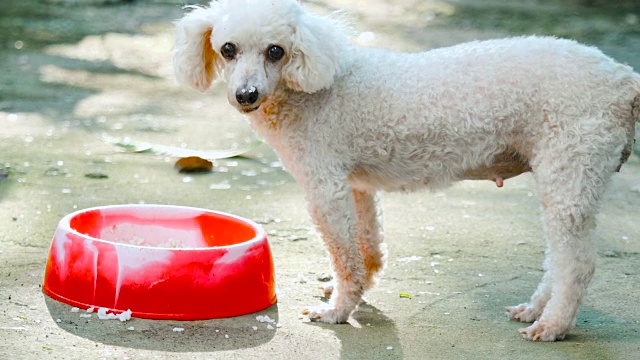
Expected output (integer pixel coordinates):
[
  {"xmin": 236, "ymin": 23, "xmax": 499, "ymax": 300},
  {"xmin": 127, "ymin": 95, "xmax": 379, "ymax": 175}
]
[
  {"xmin": 172, "ymin": 327, "xmax": 185, "ymax": 332},
  {"xmin": 70, "ymin": 307, "xmax": 80, "ymax": 313},
  {"xmin": 86, "ymin": 307, "xmax": 95, "ymax": 313},
  {"xmin": 79, "ymin": 314, "xmax": 92, "ymax": 318},
  {"xmin": 267, "ymin": 324, "xmax": 274, "ymax": 330}
]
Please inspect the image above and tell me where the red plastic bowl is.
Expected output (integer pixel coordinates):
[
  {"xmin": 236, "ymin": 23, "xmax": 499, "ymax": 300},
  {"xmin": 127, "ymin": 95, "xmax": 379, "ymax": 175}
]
[{"xmin": 43, "ymin": 204, "xmax": 276, "ymax": 320}]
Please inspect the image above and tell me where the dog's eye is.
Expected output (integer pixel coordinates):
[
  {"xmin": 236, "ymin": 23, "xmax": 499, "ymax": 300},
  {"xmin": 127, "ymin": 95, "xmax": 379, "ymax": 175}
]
[
  {"xmin": 267, "ymin": 45, "xmax": 285, "ymax": 62},
  {"xmin": 220, "ymin": 43, "xmax": 237, "ymax": 60}
]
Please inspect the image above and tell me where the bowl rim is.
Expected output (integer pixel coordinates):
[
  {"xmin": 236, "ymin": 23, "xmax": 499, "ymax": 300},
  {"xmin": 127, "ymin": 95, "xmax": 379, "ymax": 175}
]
[{"xmin": 57, "ymin": 204, "xmax": 267, "ymax": 251}]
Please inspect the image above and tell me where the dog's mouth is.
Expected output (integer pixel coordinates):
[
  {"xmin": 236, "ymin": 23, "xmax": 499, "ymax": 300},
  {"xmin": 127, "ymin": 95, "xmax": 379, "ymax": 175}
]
[{"xmin": 240, "ymin": 105, "xmax": 260, "ymax": 114}]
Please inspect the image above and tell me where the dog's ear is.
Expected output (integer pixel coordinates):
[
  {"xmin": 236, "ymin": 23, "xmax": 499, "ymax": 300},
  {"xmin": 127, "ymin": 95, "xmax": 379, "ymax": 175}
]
[
  {"xmin": 283, "ymin": 13, "xmax": 343, "ymax": 93},
  {"xmin": 173, "ymin": 6, "xmax": 222, "ymax": 92}
]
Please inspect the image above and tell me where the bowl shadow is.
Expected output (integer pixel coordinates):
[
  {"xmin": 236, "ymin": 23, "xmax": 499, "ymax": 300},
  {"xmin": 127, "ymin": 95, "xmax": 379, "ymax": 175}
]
[{"xmin": 45, "ymin": 296, "xmax": 279, "ymax": 352}]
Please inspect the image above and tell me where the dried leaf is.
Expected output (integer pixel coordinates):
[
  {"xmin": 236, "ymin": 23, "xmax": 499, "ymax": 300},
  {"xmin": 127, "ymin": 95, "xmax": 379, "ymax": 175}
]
[{"xmin": 175, "ymin": 156, "xmax": 213, "ymax": 173}]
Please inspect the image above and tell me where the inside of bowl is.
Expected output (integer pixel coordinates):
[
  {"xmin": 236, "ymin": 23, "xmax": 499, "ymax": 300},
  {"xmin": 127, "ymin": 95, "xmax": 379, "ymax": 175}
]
[{"xmin": 69, "ymin": 207, "xmax": 257, "ymax": 248}]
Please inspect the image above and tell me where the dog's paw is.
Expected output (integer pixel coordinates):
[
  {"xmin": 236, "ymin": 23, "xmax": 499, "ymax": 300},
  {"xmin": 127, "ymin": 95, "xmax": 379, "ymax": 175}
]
[
  {"xmin": 506, "ymin": 303, "xmax": 541, "ymax": 323},
  {"xmin": 519, "ymin": 321, "xmax": 566, "ymax": 342},
  {"xmin": 302, "ymin": 304, "xmax": 350, "ymax": 324}
]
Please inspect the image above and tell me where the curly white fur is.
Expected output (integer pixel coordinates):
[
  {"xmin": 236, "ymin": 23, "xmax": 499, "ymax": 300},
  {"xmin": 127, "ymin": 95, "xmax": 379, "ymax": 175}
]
[{"xmin": 174, "ymin": 0, "xmax": 640, "ymax": 341}]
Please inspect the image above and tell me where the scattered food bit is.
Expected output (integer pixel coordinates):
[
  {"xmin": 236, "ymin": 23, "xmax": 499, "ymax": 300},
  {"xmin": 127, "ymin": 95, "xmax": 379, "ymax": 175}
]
[
  {"xmin": 55, "ymin": 319, "xmax": 62, "ymax": 323},
  {"xmin": 175, "ymin": 156, "xmax": 213, "ymax": 173},
  {"xmin": 85, "ymin": 172, "xmax": 109, "ymax": 179},
  {"xmin": 399, "ymin": 293, "xmax": 412, "ymax": 299},
  {"xmin": 172, "ymin": 327, "xmax": 185, "ymax": 333},
  {"xmin": 397, "ymin": 256, "xmax": 423, "ymax": 263},
  {"xmin": 255, "ymin": 315, "xmax": 276, "ymax": 323},
  {"xmin": 96, "ymin": 308, "xmax": 132, "ymax": 322},
  {"xmin": 252, "ymin": 326, "xmax": 258, "ymax": 331},
  {"xmin": 127, "ymin": 326, "xmax": 135, "ymax": 331},
  {"xmin": 295, "ymin": 273, "xmax": 309, "ymax": 283},
  {"xmin": 266, "ymin": 324, "xmax": 274, "ymax": 330},
  {"xmin": 70, "ymin": 307, "xmax": 80, "ymax": 313},
  {"xmin": 224, "ymin": 334, "xmax": 229, "ymax": 339},
  {"xmin": 386, "ymin": 346, "xmax": 393, "ymax": 350},
  {"xmin": 79, "ymin": 314, "xmax": 92, "ymax": 318},
  {"xmin": 118, "ymin": 310, "xmax": 132, "ymax": 322},
  {"xmin": 276, "ymin": 323, "xmax": 283, "ymax": 328}
]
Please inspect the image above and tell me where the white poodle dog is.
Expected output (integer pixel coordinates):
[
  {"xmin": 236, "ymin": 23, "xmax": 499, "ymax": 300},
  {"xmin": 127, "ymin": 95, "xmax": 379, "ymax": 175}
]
[{"xmin": 173, "ymin": 0, "xmax": 640, "ymax": 341}]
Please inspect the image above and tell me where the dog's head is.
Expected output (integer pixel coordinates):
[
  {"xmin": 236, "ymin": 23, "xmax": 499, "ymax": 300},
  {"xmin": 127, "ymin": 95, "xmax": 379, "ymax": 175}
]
[{"xmin": 173, "ymin": 0, "xmax": 347, "ymax": 114}]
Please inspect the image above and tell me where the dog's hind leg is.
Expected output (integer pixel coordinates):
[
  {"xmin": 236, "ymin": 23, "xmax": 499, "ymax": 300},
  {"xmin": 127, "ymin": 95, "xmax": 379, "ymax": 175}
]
[{"xmin": 517, "ymin": 138, "xmax": 621, "ymax": 341}]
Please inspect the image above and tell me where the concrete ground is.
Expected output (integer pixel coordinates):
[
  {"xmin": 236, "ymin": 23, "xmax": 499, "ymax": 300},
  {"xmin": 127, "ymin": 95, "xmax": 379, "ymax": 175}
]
[{"xmin": 1, "ymin": 0, "xmax": 639, "ymax": 359}]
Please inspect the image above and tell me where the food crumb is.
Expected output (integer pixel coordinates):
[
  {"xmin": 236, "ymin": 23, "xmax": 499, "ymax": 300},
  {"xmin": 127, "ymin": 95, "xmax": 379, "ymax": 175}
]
[
  {"xmin": 252, "ymin": 326, "xmax": 258, "ymax": 331},
  {"xmin": 127, "ymin": 326, "xmax": 135, "ymax": 331},
  {"xmin": 255, "ymin": 315, "xmax": 276, "ymax": 323},
  {"xmin": 224, "ymin": 334, "xmax": 229, "ymax": 339},
  {"xmin": 386, "ymin": 346, "xmax": 393, "ymax": 350},
  {"xmin": 172, "ymin": 327, "xmax": 185, "ymax": 333},
  {"xmin": 267, "ymin": 324, "xmax": 274, "ymax": 330},
  {"xmin": 79, "ymin": 314, "xmax": 91, "ymax": 318}
]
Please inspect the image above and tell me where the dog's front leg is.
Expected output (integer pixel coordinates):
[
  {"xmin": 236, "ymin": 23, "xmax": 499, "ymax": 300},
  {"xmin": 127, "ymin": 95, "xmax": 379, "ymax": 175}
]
[{"xmin": 302, "ymin": 181, "xmax": 366, "ymax": 324}]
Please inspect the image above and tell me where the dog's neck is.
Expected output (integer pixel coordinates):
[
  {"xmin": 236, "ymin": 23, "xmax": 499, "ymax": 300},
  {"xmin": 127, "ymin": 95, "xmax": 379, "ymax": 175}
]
[{"xmin": 245, "ymin": 85, "xmax": 299, "ymax": 141}]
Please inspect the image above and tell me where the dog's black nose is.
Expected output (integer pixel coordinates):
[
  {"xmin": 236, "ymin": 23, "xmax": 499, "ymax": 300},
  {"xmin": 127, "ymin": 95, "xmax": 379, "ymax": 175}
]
[{"xmin": 236, "ymin": 87, "xmax": 259, "ymax": 105}]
